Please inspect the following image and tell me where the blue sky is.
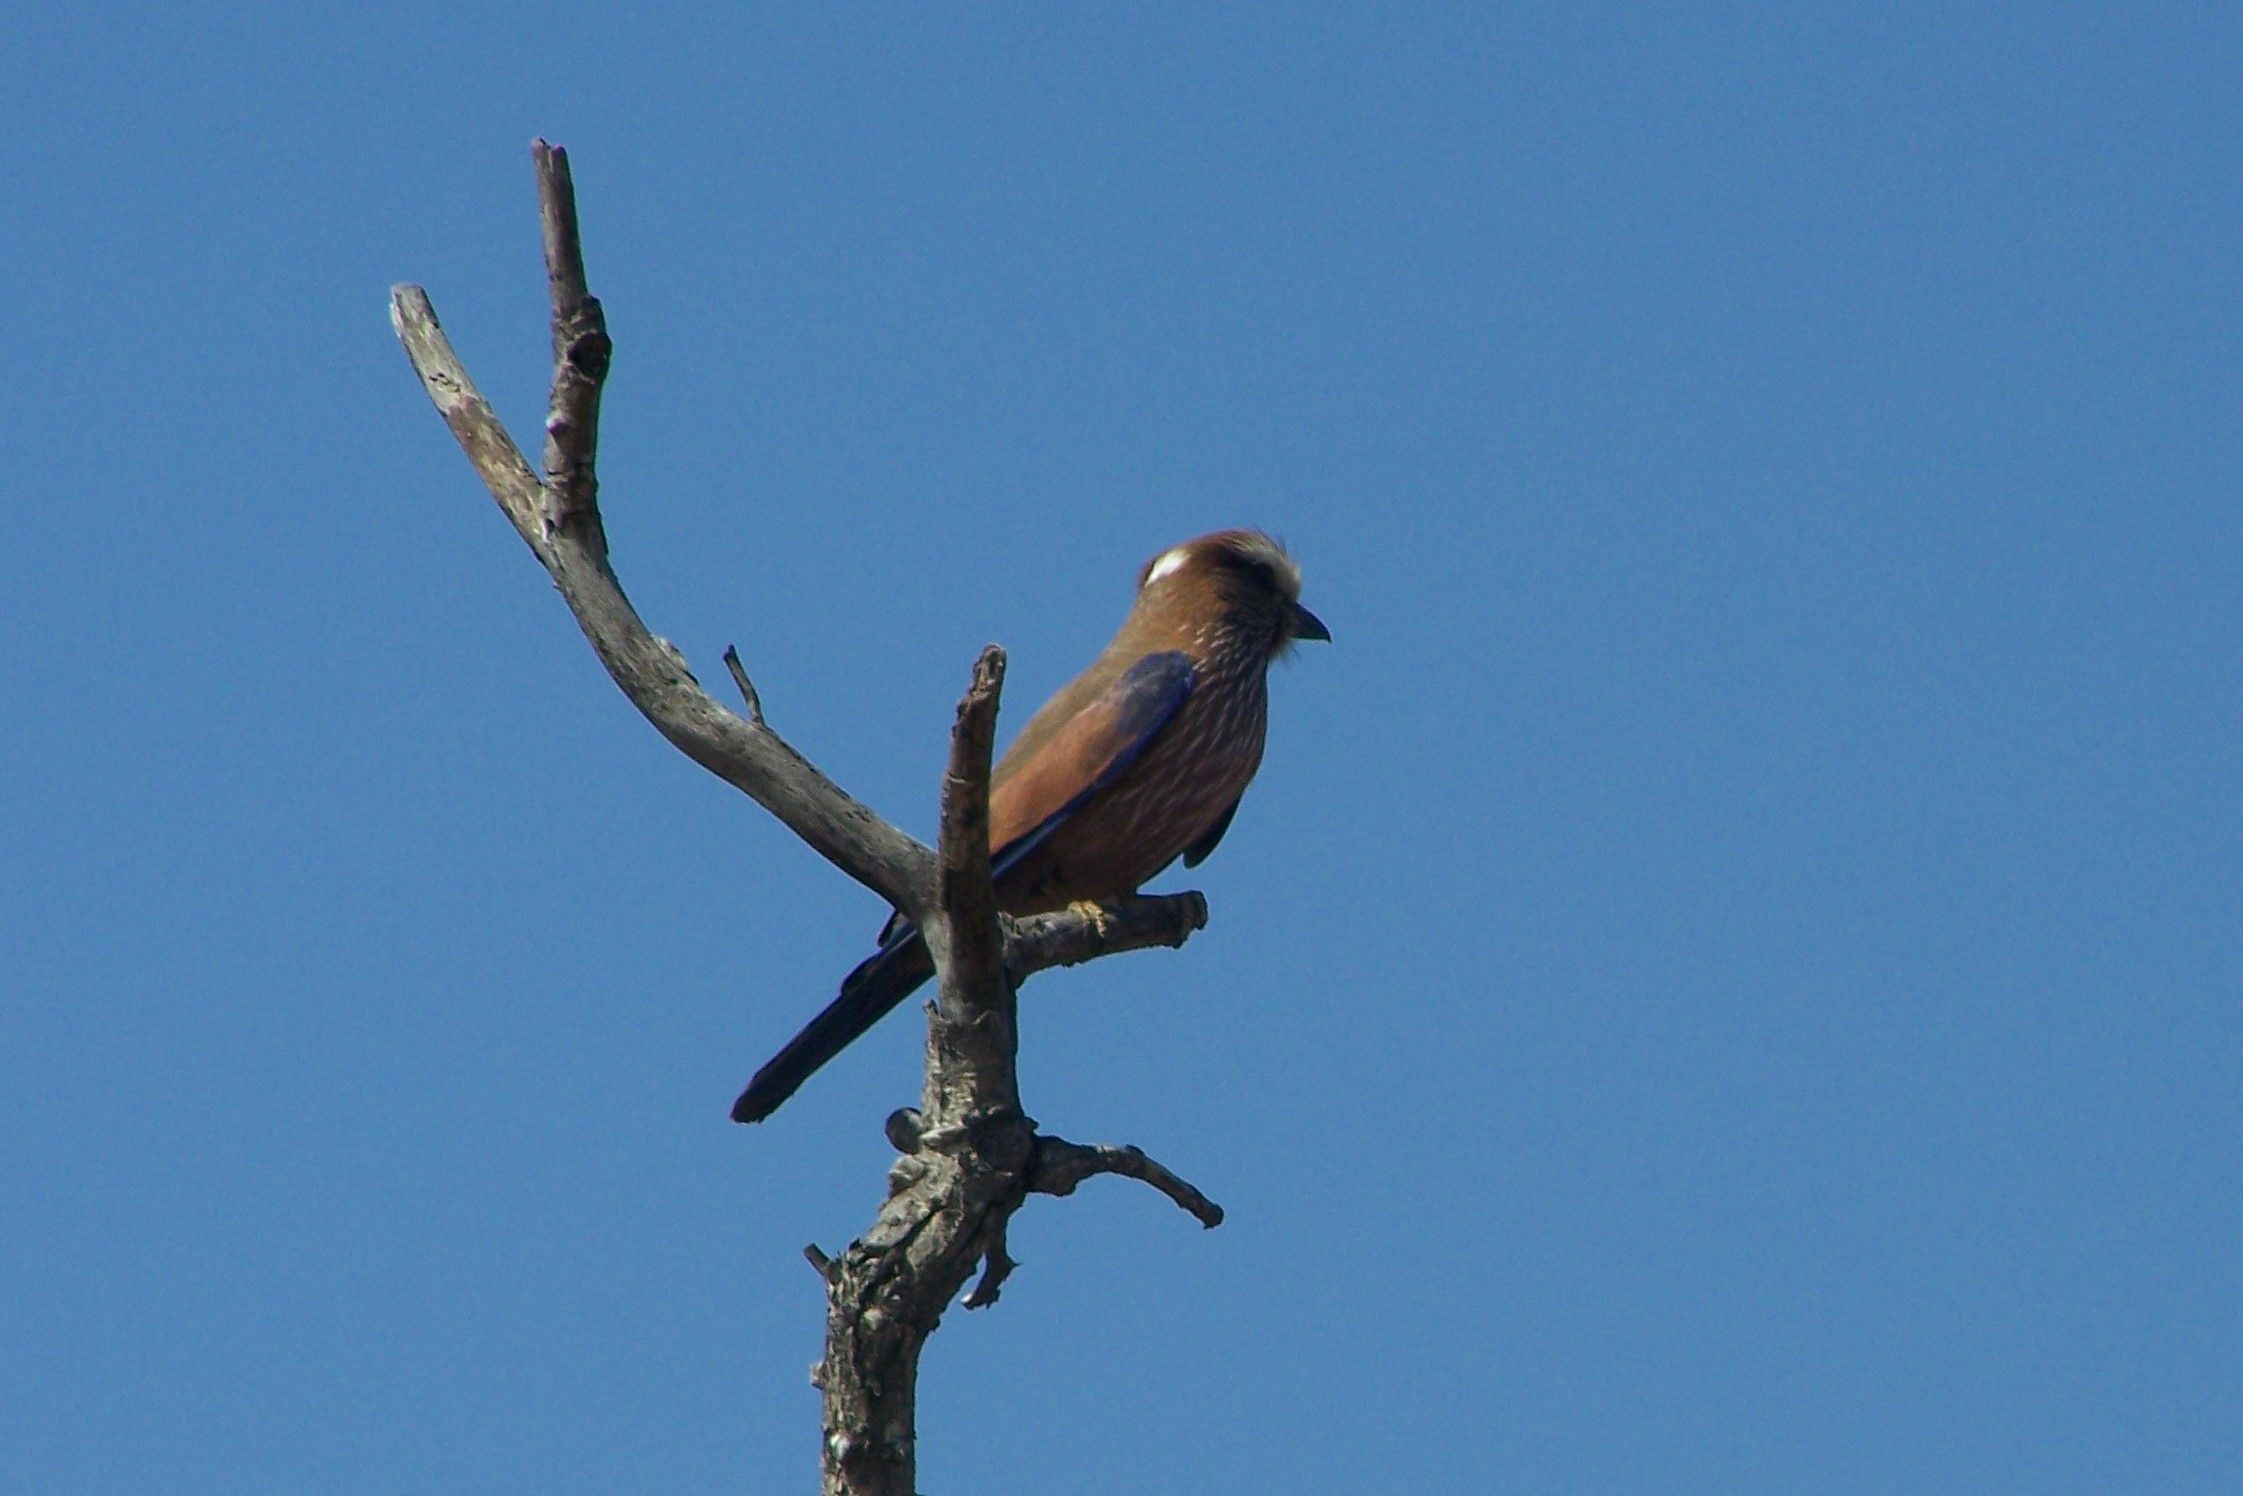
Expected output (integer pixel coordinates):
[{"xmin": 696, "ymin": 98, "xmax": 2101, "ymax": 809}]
[{"xmin": 5, "ymin": 5, "xmax": 2238, "ymax": 1490}]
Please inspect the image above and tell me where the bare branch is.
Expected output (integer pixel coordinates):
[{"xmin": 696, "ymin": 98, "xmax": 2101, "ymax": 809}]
[
  {"xmin": 720, "ymin": 645, "xmax": 766, "ymax": 727},
  {"xmin": 389, "ymin": 287, "xmax": 547, "ymax": 536},
  {"xmin": 1030, "ymin": 1137, "xmax": 1226, "ymax": 1229},
  {"xmin": 535, "ymin": 142, "xmax": 592, "ymax": 344},
  {"xmin": 1004, "ymin": 891, "xmax": 1210, "ymax": 984},
  {"xmin": 390, "ymin": 148, "xmax": 934, "ymax": 921},
  {"xmin": 535, "ymin": 141, "xmax": 611, "ymax": 535},
  {"xmin": 936, "ymin": 646, "xmax": 1006, "ymax": 1017},
  {"xmin": 960, "ymin": 1224, "xmax": 1016, "ymax": 1310},
  {"xmin": 911, "ymin": 646, "xmax": 1025, "ymax": 1130}
]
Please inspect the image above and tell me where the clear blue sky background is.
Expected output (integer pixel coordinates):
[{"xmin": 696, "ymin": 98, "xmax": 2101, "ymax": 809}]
[{"xmin": 5, "ymin": 5, "xmax": 2237, "ymax": 1491}]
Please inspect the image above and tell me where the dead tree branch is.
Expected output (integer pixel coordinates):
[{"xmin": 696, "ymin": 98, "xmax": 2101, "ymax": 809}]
[
  {"xmin": 1030, "ymin": 1136, "xmax": 1226, "ymax": 1228},
  {"xmin": 391, "ymin": 144, "xmax": 931, "ymax": 921},
  {"xmin": 1005, "ymin": 893, "xmax": 1209, "ymax": 984},
  {"xmin": 393, "ymin": 141, "xmax": 1225, "ymax": 1496}
]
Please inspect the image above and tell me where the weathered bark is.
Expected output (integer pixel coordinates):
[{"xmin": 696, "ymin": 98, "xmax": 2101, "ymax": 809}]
[{"xmin": 393, "ymin": 141, "xmax": 1222, "ymax": 1495}]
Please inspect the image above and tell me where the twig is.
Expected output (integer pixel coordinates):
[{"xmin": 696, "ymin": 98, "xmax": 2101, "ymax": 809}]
[
  {"xmin": 534, "ymin": 141, "xmax": 610, "ymax": 536},
  {"xmin": 1004, "ymin": 892, "xmax": 1210, "ymax": 984},
  {"xmin": 721, "ymin": 645, "xmax": 766, "ymax": 726},
  {"xmin": 1030, "ymin": 1137, "xmax": 1225, "ymax": 1229},
  {"xmin": 960, "ymin": 1224, "xmax": 1016, "ymax": 1310},
  {"xmin": 935, "ymin": 647, "xmax": 1006, "ymax": 1018}
]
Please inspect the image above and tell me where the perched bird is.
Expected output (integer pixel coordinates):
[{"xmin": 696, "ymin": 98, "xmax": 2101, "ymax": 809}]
[{"xmin": 732, "ymin": 529, "xmax": 1328, "ymax": 1123}]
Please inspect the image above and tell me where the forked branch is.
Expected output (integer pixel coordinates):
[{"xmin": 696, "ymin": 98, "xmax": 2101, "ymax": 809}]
[
  {"xmin": 393, "ymin": 140, "xmax": 1223, "ymax": 1496},
  {"xmin": 391, "ymin": 144, "xmax": 930, "ymax": 920}
]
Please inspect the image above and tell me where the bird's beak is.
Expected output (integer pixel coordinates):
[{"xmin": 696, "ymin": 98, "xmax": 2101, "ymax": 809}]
[{"xmin": 1288, "ymin": 601, "xmax": 1331, "ymax": 642}]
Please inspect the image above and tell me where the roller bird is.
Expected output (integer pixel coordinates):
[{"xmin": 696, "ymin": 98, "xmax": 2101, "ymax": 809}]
[{"xmin": 732, "ymin": 530, "xmax": 1327, "ymax": 1123}]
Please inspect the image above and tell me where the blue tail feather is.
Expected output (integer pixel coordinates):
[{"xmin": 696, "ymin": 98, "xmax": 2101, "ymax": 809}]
[{"xmin": 730, "ymin": 928, "xmax": 936, "ymax": 1123}]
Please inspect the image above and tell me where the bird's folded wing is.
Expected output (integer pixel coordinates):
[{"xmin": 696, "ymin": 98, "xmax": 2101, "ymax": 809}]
[
  {"xmin": 1181, "ymin": 794, "xmax": 1240, "ymax": 868},
  {"xmin": 988, "ymin": 650, "xmax": 1196, "ymax": 883}
]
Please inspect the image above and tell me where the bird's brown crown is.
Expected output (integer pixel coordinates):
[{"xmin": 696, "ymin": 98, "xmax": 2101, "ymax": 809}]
[{"xmin": 1136, "ymin": 530, "xmax": 1304, "ymax": 602}]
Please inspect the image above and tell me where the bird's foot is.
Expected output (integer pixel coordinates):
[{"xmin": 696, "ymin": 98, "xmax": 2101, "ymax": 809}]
[{"xmin": 1066, "ymin": 899, "xmax": 1116, "ymax": 937}]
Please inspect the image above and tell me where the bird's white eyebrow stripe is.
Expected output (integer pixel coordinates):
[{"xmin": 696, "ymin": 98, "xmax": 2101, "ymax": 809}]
[{"xmin": 1144, "ymin": 547, "xmax": 1190, "ymax": 586}]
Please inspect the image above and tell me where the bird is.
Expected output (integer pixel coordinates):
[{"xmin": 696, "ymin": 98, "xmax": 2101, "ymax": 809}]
[{"xmin": 732, "ymin": 529, "xmax": 1329, "ymax": 1123}]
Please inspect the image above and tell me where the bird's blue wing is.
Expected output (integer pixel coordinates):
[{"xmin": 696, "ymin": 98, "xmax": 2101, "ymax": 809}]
[
  {"xmin": 864, "ymin": 650, "xmax": 1194, "ymax": 946},
  {"xmin": 989, "ymin": 650, "xmax": 1196, "ymax": 884}
]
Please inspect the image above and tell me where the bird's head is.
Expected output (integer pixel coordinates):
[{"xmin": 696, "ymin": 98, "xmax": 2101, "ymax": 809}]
[{"xmin": 1133, "ymin": 530, "xmax": 1330, "ymax": 660}]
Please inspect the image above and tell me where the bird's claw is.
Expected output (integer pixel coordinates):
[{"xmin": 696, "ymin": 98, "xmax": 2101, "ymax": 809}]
[{"xmin": 1066, "ymin": 899, "xmax": 1116, "ymax": 937}]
